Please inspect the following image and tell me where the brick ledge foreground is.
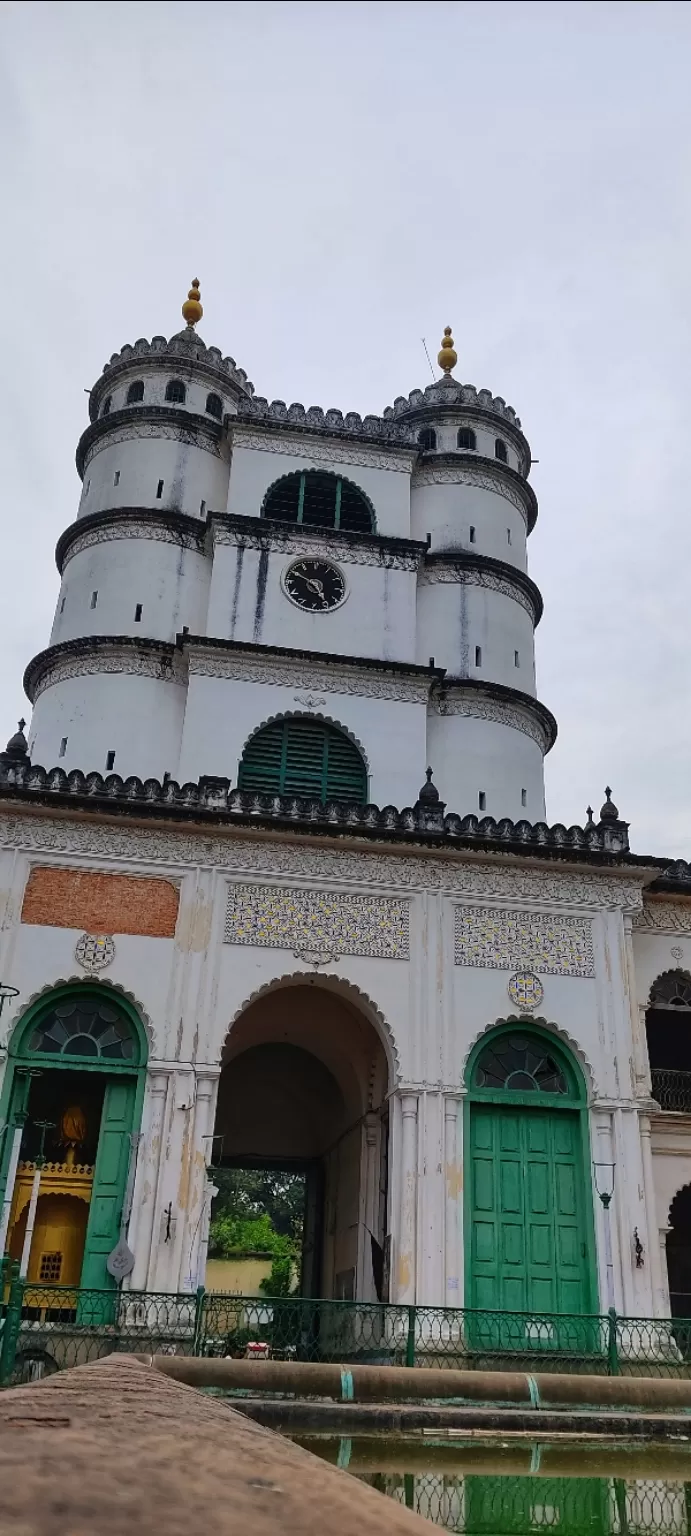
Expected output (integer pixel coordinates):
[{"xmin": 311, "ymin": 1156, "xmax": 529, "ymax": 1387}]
[{"xmin": 0, "ymin": 1354, "xmax": 427, "ymax": 1535}]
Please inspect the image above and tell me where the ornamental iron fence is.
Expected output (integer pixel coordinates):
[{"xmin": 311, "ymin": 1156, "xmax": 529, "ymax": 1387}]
[{"xmin": 1, "ymin": 1264, "xmax": 691, "ymax": 1386}]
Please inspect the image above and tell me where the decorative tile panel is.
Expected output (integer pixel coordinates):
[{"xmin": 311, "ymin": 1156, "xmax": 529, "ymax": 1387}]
[
  {"xmin": 224, "ymin": 884, "xmax": 410, "ymax": 961},
  {"xmin": 454, "ymin": 906, "xmax": 594, "ymax": 977}
]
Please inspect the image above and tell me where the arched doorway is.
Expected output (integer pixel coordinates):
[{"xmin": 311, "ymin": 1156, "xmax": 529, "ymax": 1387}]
[
  {"xmin": 0, "ymin": 983, "xmax": 148, "ymax": 1290},
  {"xmin": 464, "ymin": 1023, "xmax": 596, "ymax": 1314},
  {"xmin": 667, "ymin": 1185, "xmax": 691, "ymax": 1316},
  {"xmin": 211, "ymin": 980, "xmax": 390, "ymax": 1301},
  {"xmin": 646, "ymin": 970, "xmax": 691, "ymax": 1112}
]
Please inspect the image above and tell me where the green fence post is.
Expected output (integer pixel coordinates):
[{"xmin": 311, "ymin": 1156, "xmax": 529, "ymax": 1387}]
[
  {"xmin": 193, "ymin": 1285, "xmax": 206, "ymax": 1356},
  {"xmin": 405, "ymin": 1305, "xmax": 416, "ymax": 1368},
  {"xmin": 607, "ymin": 1307, "xmax": 619, "ymax": 1375},
  {"xmin": 0, "ymin": 1263, "xmax": 24, "ymax": 1385}
]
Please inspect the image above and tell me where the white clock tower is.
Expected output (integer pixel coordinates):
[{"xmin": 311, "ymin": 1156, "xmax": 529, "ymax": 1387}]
[{"xmin": 25, "ymin": 287, "xmax": 553, "ymax": 823}]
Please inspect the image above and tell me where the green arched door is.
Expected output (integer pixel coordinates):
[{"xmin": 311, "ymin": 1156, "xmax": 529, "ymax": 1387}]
[{"xmin": 465, "ymin": 1026, "xmax": 596, "ymax": 1315}]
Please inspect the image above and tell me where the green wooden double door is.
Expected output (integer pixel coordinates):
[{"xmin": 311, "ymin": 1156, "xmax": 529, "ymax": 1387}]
[{"xmin": 468, "ymin": 1102, "xmax": 593, "ymax": 1314}]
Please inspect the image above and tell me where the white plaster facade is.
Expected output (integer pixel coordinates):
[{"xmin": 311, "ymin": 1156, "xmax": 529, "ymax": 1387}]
[{"xmin": 1, "ymin": 300, "xmax": 690, "ymax": 1318}]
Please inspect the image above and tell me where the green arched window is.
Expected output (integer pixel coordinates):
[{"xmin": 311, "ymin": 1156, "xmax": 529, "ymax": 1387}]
[
  {"xmin": 262, "ymin": 470, "xmax": 375, "ymax": 534},
  {"xmin": 27, "ymin": 995, "xmax": 137, "ymax": 1063},
  {"xmin": 238, "ymin": 718, "xmax": 367, "ymax": 803}
]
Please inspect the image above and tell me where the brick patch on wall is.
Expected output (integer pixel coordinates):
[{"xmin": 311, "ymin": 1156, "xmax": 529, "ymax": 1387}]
[{"xmin": 21, "ymin": 867, "xmax": 179, "ymax": 938}]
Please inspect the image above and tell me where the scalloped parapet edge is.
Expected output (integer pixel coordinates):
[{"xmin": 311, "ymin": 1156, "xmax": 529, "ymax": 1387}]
[
  {"xmin": 98, "ymin": 333, "xmax": 255, "ymax": 397},
  {"xmin": 236, "ymin": 395, "xmax": 419, "ymax": 446},
  {"xmin": 0, "ymin": 758, "xmax": 634, "ymax": 858},
  {"xmin": 384, "ymin": 381, "xmax": 522, "ymax": 429}
]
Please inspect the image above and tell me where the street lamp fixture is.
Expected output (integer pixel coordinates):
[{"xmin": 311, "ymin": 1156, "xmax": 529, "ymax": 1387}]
[
  {"xmin": 593, "ymin": 1161, "xmax": 616, "ymax": 1209},
  {"xmin": 0, "ymin": 984, "xmax": 19, "ymax": 1021}
]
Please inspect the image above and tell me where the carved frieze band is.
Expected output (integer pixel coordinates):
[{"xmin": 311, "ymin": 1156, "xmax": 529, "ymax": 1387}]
[
  {"xmin": 633, "ymin": 902, "xmax": 691, "ymax": 934},
  {"xmin": 0, "ymin": 813, "xmax": 643, "ymax": 912},
  {"xmin": 231, "ymin": 427, "xmax": 415, "ymax": 475},
  {"xmin": 82, "ymin": 419, "xmax": 225, "ymax": 470},
  {"xmin": 31, "ymin": 648, "xmax": 185, "ymax": 701},
  {"xmin": 419, "ymin": 564, "xmax": 535, "ymax": 620},
  {"xmin": 454, "ymin": 905, "xmax": 595, "ymax": 977},
  {"xmin": 211, "ymin": 525, "xmax": 421, "ymax": 571},
  {"xmin": 187, "ymin": 650, "xmax": 432, "ymax": 703},
  {"xmin": 429, "ymin": 694, "xmax": 548, "ymax": 751},
  {"xmin": 412, "ymin": 464, "xmax": 530, "ymax": 524},
  {"xmin": 63, "ymin": 519, "xmax": 205, "ymax": 567},
  {"xmin": 224, "ymin": 883, "xmax": 410, "ymax": 960}
]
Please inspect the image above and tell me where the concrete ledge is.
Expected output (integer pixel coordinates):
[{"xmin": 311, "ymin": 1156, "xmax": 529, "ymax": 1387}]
[{"xmin": 0, "ymin": 1355, "xmax": 429, "ymax": 1534}]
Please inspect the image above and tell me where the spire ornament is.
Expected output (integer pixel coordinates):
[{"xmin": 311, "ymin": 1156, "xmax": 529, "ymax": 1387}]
[
  {"xmin": 182, "ymin": 278, "xmax": 203, "ymax": 329},
  {"xmin": 437, "ymin": 325, "xmax": 457, "ymax": 375}
]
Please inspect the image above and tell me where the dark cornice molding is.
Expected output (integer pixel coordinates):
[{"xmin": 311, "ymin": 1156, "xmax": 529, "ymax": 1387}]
[
  {"xmin": 76, "ymin": 406, "xmax": 224, "ymax": 479},
  {"xmin": 24, "ymin": 635, "xmax": 176, "ymax": 704},
  {"xmin": 56, "ymin": 507, "xmax": 207, "ymax": 573},
  {"xmin": 431, "ymin": 676, "xmax": 558, "ymax": 754},
  {"xmin": 208, "ymin": 511, "xmax": 426, "ymax": 561},
  {"xmin": 178, "ymin": 634, "xmax": 445, "ymax": 681},
  {"xmin": 424, "ymin": 550, "xmax": 544, "ymax": 626}
]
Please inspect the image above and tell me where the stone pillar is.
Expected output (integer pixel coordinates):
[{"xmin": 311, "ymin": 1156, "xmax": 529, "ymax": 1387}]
[
  {"xmin": 444, "ymin": 1094, "xmax": 463, "ymax": 1307},
  {"xmin": 639, "ymin": 1111, "xmax": 665, "ymax": 1316},
  {"xmin": 178, "ymin": 1069, "xmax": 220, "ymax": 1292},
  {"xmin": 357, "ymin": 1112, "xmax": 380, "ymax": 1302},
  {"xmin": 659, "ymin": 1225, "xmax": 672, "ymax": 1315},
  {"xmin": 395, "ymin": 1092, "xmax": 419, "ymax": 1304},
  {"xmin": 129, "ymin": 1069, "xmax": 170, "ymax": 1292}
]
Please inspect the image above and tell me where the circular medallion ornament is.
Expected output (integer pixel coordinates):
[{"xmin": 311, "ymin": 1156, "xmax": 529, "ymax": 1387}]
[
  {"xmin": 75, "ymin": 933, "xmax": 116, "ymax": 973},
  {"xmin": 282, "ymin": 559, "xmax": 347, "ymax": 612},
  {"xmin": 507, "ymin": 971, "xmax": 544, "ymax": 1012}
]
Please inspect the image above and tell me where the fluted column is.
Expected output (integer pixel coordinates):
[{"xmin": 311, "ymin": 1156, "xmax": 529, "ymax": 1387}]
[
  {"xmin": 395, "ymin": 1092, "xmax": 419, "ymax": 1304},
  {"xmin": 444, "ymin": 1094, "xmax": 463, "ymax": 1305},
  {"xmin": 129, "ymin": 1069, "xmax": 170, "ymax": 1292}
]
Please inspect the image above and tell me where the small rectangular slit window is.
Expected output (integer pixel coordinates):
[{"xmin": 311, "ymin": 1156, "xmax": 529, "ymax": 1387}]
[
  {"xmin": 507, "ymin": 527, "xmax": 512, "ymax": 545},
  {"xmin": 59, "ymin": 596, "xmax": 66, "ymax": 614},
  {"xmin": 200, "ymin": 499, "xmax": 206, "ymax": 516},
  {"xmin": 90, "ymin": 591, "xmax": 98, "ymax": 609},
  {"xmin": 59, "ymin": 737, "xmax": 67, "ymax": 758},
  {"xmin": 514, "ymin": 650, "xmax": 520, "ymax": 667},
  {"xmin": 85, "ymin": 480, "xmax": 90, "ymax": 495},
  {"xmin": 134, "ymin": 603, "xmax": 142, "ymax": 622},
  {"xmin": 475, "ymin": 645, "xmax": 482, "ymax": 666},
  {"xmin": 156, "ymin": 479, "xmax": 164, "ymax": 499},
  {"xmin": 113, "ymin": 470, "xmax": 120, "ymax": 487},
  {"xmin": 469, "ymin": 526, "xmax": 476, "ymax": 543},
  {"xmin": 106, "ymin": 750, "xmax": 116, "ymax": 771},
  {"xmin": 478, "ymin": 790, "xmax": 486, "ymax": 812},
  {"xmin": 521, "ymin": 788, "xmax": 527, "ymax": 807}
]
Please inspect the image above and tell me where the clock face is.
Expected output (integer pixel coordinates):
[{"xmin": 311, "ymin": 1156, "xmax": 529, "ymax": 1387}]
[{"xmin": 283, "ymin": 559, "xmax": 347, "ymax": 612}]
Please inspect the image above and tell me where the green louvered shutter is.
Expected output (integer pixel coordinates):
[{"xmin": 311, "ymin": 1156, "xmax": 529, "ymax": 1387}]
[{"xmin": 238, "ymin": 720, "xmax": 366, "ymax": 802}]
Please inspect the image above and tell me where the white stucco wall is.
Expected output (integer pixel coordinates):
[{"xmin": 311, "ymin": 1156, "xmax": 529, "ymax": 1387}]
[
  {"xmin": 79, "ymin": 435, "xmax": 230, "ymax": 521},
  {"xmin": 52, "ymin": 538, "xmax": 211, "ymax": 647},
  {"xmin": 226, "ymin": 439, "xmax": 413, "ymax": 537},
  {"xmin": 416, "ymin": 580, "xmax": 536, "ymax": 689},
  {"xmin": 206, "ymin": 540, "xmax": 418, "ymax": 661},
  {"xmin": 426, "ymin": 710, "xmax": 546, "ymax": 822},
  {"xmin": 28, "ymin": 671, "xmax": 187, "ymax": 779},
  {"xmin": 411, "ymin": 478, "xmax": 528, "ymax": 569}
]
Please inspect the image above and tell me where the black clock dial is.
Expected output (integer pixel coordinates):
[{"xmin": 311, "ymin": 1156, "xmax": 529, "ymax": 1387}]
[{"xmin": 283, "ymin": 559, "xmax": 346, "ymax": 612}]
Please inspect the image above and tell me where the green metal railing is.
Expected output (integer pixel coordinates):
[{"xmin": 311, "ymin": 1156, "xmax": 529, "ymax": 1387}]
[{"xmin": 2, "ymin": 1267, "xmax": 691, "ymax": 1386}]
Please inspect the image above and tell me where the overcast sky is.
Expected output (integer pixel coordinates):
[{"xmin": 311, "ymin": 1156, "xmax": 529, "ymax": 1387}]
[{"xmin": 1, "ymin": 0, "xmax": 690, "ymax": 856}]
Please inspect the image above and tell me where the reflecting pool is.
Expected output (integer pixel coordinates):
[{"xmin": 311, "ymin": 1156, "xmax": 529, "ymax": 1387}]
[{"xmin": 293, "ymin": 1436, "xmax": 691, "ymax": 1533}]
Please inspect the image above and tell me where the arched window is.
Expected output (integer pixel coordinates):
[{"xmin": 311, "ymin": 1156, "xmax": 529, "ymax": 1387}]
[
  {"xmin": 495, "ymin": 437, "xmax": 508, "ymax": 463},
  {"xmin": 126, "ymin": 380, "xmax": 144, "ymax": 404},
  {"xmin": 205, "ymin": 392, "xmax": 222, "ymax": 419},
  {"xmin": 418, "ymin": 427, "xmax": 436, "ymax": 451},
  {"xmin": 238, "ymin": 718, "xmax": 367, "ymax": 802},
  {"xmin": 24, "ymin": 992, "xmax": 140, "ymax": 1063},
  {"xmin": 262, "ymin": 471, "xmax": 374, "ymax": 535},
  {"xmin": 646, "ymin": 971, "xmax": 691, "ymax": 1110},
  {"xmin": 472, "ymin": 1031, "xmax": 568, "ymax": 1095},
  {"xmin": 101, "ymin": 396, "xmax": 112, "ymax": 417},
  {"xmin": 165, "ymin": 379, "xmax": 186, "ymax": 404},
  {"xmin": 457, "ymin": 427, "xmax": 476, "ymax": 450}
]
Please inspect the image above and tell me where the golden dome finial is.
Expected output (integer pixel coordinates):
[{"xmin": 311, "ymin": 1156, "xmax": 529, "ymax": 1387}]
[
  {"xmin": 182, "ymin": 277, "xmax": 203, "ymax": 329},
  {"xmin": 437, "ymin": 325, "xmax": 457, "ymax": 375}
]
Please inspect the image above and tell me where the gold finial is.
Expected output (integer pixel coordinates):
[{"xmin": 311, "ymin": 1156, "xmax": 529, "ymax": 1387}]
[
  {"xmin": 437, "ymin": 325, "xmax": 457, "ymax": 375},
  {"xmin": 182, "ymin": 277, "xmax": 203, "ymax": 329}
]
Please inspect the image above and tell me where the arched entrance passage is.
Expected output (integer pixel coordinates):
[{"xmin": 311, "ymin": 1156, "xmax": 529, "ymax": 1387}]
[
  {"xmin": 464, "ymin": 1023, "xmax": 596, "ymax": 1314},
  {"xmin": 213, "ymin": 979, "xmax": 390, "ymax": 1301},
  {"xmin": 0, "ymin": 983, "xmax": 148, "ymax": 1290},
  {"xmin": 667, "ymin": 1185, "xmax": 691, "ymax": 1316}
]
